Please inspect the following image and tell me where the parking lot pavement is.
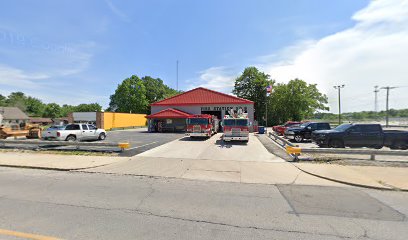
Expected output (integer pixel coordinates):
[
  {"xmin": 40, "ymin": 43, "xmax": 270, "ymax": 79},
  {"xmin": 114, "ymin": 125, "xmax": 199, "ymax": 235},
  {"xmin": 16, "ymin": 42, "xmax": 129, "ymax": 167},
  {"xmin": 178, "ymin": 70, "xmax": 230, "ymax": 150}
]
[
  {"xmin": 106, "ymin": 129, "xmax": 184, "ymax": 157},
  {"xmin": 138, "ymin": 133, "xmax": 285, "ymax": 162},
  {"xmin": 0, "ymin": 128, "xmax": 183, "ymax": 157}
]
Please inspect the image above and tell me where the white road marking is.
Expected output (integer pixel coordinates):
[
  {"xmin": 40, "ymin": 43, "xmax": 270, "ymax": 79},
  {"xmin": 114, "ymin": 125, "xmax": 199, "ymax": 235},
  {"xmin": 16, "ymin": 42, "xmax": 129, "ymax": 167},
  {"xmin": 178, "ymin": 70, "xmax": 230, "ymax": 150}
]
[{"xmin": 126, "ymin": 141, "xmax": 158, "ymax": 150}]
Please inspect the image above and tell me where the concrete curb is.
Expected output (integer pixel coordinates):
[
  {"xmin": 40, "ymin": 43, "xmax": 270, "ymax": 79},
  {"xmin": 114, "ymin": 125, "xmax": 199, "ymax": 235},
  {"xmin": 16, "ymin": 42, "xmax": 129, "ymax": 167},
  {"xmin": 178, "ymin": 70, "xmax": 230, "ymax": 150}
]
[
  {"xmin": 292, "ymin": 164, "xmax": 408, "ymax": 192},
  {"xmin": 259, "ymin": 133, "xmax": 408, "ymax": 192}
]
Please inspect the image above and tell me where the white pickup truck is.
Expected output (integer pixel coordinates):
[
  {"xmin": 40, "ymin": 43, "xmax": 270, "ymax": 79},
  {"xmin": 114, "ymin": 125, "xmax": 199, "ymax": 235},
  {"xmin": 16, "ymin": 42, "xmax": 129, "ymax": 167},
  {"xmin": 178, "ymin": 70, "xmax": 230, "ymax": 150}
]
[{"xmin": 48, "ymin": 123, "xmax": 107, "ymax": 141}]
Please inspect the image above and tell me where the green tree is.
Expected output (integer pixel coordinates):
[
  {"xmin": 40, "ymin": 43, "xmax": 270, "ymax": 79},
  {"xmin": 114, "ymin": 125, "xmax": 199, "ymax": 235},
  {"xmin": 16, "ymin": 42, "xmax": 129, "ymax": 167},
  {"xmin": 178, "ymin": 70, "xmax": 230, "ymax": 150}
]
[
  {"xmin": 0, "ymin": 94, "xmax": 6, "ymax": 106},
  {"xmin": 141, "ymin": 76, "xmax": 180, "ymax": 113},
  {"xmin": 43, "ymin": 103, "xmax": 61, "ymax": 118},
  {"xmin": 6, "ymin": 92, "xmax": 27, "ymax": 112},
  {"xmin": 233, "ymin": 67, "xmax": 274, "ymax": 124},
  {"xmin": 75, "ymin": 103, "xmax": 102, "ymax": 112},
  {"xmin": 108, "ymin": 75, "xmax": 148, "ymax": 113},
  {"xmin": 61, "ymin": 104, "xmax": 77, "ymax": 117},
  {"xmin": 267, "ymin": 79, "xmax": 329, "ymax": 126},
  {"xmin": 25, "ymin": 97, "xmax": 45, "ymax": 116}
]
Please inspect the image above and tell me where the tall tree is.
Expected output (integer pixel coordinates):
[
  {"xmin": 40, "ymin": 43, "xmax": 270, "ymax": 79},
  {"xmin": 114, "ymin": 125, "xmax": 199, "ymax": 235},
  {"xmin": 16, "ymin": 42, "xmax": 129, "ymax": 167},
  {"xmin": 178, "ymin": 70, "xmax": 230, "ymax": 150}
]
[
  {"xmin": 267, "ymin": 79, "xmax": 329, "ymax": 125},
  {"xmin": 0, "ymin": 94, "xmax": 6, "ymax": 106},
  {"xmin": 141, "ymin": 76, "xmax": 180, "ymax": 113},
  {"xmin": 25, "ymin": 97, "xmax": 45, "ymax": 116},
  {"xmin": 75, "ymin": 103, "xmax": 102, "ymax": 112},
  {"xmin": 43, "ymin": 103, "xmax": 61, "ymax": 118},
  {"xmin": 233, "ymin": 67, "xmax": 274, "ymax": 124},
  {"xmin": 108, "ymin": 75, "xmax": 148, "ymax": 113},
  {"xmin": 6, "ymin": 92, "xmax": 27, "ymax": 112}
]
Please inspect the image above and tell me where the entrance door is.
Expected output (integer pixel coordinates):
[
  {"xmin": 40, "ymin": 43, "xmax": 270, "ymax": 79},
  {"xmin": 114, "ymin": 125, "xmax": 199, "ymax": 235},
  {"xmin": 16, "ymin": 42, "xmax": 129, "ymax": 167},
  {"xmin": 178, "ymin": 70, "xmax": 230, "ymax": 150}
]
[{"xmin": 201, "ymin": 110, "xmax": 222, "ymax": 132}]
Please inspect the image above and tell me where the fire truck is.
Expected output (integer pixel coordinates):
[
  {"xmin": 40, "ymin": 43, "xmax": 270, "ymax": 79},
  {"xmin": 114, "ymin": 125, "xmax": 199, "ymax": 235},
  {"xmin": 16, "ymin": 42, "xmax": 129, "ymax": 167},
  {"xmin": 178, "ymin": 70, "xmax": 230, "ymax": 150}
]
[
  {"xmin": 185, "ymin": 114, "xmax": 219, "ymax": 138},
  {"xmin": 222, "ymin": 109, "xmax": 250, "ymax": 142}
]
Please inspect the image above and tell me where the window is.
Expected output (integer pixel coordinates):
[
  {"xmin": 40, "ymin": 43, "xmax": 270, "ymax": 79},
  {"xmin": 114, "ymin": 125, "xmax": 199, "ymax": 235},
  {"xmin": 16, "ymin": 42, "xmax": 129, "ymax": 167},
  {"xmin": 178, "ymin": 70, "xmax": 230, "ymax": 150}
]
[
  {"xmin": 317, "ymin": 123, "xmax": 330, "ymax": 130},
  {"xmin": 65, "ymin": 124, "xmax": 80, "ymax": 130},
  {"xmin": 82, "ymin": 125, "xmax": 88, "ymax": 130},
  {"xmin": 223, "ymin": 119, "xmax": 235, "ymax": 126},
  {"xmin": 360, "ymin": 125, "xmax": 381, "ymax": 132},
  {"xmin": 187, "ymin": 118, "xmax": 209, "ymax": 125},
  {"xmin": 88, "ymin": 125, "xmax": 97, "ymax": 130},
  {"xmin": 166, "ymin": 119, "xmax": 173, "ymax": 124},
  {"xmin": 236, "ymin": 119, "xmax": 248, "ymax": 126},
  {"xmin": 349, "ymin": 126, "xmax": 362, "ymax": 133}
]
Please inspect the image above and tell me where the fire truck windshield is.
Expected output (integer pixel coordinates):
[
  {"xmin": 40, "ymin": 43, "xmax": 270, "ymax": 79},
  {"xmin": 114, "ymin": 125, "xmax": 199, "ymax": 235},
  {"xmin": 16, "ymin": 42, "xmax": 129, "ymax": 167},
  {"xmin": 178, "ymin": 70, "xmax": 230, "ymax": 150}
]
[
  {"xmin": 236, "ymin": 119, "xmax": 248, "ymax": 126},
  {"xmin": 223, "ymin": 119, "xmax": 248, "ymax": 126},
  {"xmin": 187, "ymin": 118, "xmax": 209, "ymax": 125}
]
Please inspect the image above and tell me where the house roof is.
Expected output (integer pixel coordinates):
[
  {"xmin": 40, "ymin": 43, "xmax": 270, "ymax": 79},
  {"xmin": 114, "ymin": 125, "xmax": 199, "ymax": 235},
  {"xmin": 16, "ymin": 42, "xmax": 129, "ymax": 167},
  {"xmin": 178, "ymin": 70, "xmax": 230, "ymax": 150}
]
[
  {"xmin": 146, "ymin": 108, "xmax": 192, "ymax": 119},
  {"xmin": 151, "ymin": 87, "xmax": 254, "ymax": 106},
  {"xmin": 29, "ymin": 117, "xmax": 53, "ymax": 123},
  {"xmin": 0, "ymin": 107, "xmax": 29, "ymax": 120}
]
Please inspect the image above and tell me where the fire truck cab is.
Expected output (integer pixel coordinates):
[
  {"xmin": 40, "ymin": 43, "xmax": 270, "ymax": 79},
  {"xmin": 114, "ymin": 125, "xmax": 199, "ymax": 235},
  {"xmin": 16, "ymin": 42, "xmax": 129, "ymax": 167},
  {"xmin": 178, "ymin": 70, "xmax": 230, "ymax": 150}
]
[
  {"xmin": 185, "ymin": 114, "xmax": 219, "ymax": 138},
  {"xmin": 222, "ymin": 109, "xmax": 250, "ymax": 142}
]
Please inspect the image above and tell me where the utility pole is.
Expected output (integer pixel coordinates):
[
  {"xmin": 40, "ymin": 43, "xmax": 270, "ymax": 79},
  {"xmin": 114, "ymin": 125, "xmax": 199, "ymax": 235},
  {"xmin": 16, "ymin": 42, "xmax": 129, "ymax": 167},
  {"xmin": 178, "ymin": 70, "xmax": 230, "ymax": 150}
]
[
  {"xmin": 374, "ymin": 85, "xmax": 379, "ymax": 112},
  {"xmin": 333, "ymin": 84, "xmax": 345, "ymax": 125},
  {"xmin": 176, "ymin": 60, "xmax": 179, "ymax": 91},
  {"xmin": 380, "ymin": 86, "xmax": 397, "ymax": 127}
]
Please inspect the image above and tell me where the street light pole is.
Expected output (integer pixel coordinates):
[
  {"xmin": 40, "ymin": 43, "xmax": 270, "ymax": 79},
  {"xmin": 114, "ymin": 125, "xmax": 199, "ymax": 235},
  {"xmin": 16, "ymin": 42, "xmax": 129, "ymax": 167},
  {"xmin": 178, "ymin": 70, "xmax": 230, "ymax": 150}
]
[
  {"xmin": 380, "ymin": 86, "xmax": 397, "ymax": 128},
  {"xmin": 333, "ymin": 84, "xmax": 345, "ymax": 125}
]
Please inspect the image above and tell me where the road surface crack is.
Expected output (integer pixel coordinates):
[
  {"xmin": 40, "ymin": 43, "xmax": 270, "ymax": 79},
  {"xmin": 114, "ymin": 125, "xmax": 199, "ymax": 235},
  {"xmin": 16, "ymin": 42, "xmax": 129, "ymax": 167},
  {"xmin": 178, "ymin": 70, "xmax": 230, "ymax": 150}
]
[{"xmin": 0, "ymin": 196, "xmax": 353, "ymax": 239}]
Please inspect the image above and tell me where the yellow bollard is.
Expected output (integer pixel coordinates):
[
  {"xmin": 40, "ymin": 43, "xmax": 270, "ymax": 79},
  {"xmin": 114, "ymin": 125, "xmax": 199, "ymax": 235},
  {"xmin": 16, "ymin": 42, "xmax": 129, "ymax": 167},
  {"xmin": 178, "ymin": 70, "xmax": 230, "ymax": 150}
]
[
  {"xmin": 118, "ymin": 142, "xmax": 130, "ymax": 151},
  {"xmin": 286, "ymin": 146, "xmax": 301, "ymax": 161}
]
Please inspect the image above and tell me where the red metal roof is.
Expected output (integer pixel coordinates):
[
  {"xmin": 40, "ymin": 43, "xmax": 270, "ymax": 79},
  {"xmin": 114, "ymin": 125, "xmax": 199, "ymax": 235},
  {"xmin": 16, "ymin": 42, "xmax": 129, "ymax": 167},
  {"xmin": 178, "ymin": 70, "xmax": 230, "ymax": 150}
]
[
  {"xmin": 151, "ymin": 87, "xmax": 254, "ymax": 106},
  {"xmin": 146, "ymin": 108, "xmax": 192, "ymax": 119}
]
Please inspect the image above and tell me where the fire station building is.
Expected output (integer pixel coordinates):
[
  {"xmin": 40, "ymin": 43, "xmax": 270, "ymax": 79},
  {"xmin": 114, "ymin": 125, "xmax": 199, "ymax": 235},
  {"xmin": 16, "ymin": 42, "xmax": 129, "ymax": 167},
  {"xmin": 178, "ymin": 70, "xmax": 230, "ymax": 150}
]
[{"xmin": 146, "ymin": 87, "xmax": 255, "ymax": 132}]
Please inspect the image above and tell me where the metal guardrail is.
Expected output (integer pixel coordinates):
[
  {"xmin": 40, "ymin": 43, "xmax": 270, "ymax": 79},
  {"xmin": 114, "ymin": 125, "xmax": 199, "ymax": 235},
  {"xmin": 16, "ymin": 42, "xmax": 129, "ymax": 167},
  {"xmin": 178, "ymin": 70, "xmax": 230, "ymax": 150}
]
[
  {"xmin": 267, "ymin": 131, "xmax": 408, "ymax": 161},
  {"xmin": 268, "ymin": 132, "xmax": 296, "ymax": 148},
  {"xmin": 0, "ymin": 139, "xmax": 130, "ymax": 151}
]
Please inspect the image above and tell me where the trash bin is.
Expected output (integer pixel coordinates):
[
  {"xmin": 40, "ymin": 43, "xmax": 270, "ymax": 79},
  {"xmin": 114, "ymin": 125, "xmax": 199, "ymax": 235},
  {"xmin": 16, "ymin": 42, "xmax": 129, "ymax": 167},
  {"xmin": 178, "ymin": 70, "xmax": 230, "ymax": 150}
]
[{"xmin": 258, "ymin": 126, "xmax": 265, "ymax": 134}]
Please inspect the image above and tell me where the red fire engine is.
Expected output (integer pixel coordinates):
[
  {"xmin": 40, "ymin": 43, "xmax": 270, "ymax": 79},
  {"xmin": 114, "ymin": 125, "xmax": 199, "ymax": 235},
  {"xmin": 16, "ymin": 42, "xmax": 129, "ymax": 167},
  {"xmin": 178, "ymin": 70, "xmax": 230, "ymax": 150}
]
[
  {"xmin": 185, "ymin": 114, "xmax": 219, "ymax": 138},
  {"xmin": 222, "ymin": 109, "xmax": 250, "ymax": 142}
]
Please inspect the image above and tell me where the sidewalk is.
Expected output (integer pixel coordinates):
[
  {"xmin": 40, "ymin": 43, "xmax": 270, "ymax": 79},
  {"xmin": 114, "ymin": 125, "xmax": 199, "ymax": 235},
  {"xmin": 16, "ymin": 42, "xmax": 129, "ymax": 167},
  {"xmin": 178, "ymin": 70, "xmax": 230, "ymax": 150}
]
[
  {"xmin": 0, "ymin": 151, "xmax": 407, "ymax": 190},
  {"xmin": 0, "ymin": 152, "xmax": 129, "ymax": 170}
]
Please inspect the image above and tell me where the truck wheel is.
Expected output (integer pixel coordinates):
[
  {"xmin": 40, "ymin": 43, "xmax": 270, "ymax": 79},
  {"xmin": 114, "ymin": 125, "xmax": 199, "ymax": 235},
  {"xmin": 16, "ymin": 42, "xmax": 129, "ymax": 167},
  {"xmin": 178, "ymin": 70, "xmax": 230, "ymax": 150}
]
[
  {"xmin": 394, "ymin": 141, "xmax": 407, "ymax": 150},
  {"xmin": 98, "ymin": 133, "xmax": 106, "ymax": 140},
  {"xmin": 329, "ymin": 139, "xmax": 344, "ymax": 148},
  {"xmin": 66, "ymin": 135, "xmax": 76, "ymax": 142},
  {"xmin": 294, "ymin": 135, "xmax": 303, "ymax": 143}
]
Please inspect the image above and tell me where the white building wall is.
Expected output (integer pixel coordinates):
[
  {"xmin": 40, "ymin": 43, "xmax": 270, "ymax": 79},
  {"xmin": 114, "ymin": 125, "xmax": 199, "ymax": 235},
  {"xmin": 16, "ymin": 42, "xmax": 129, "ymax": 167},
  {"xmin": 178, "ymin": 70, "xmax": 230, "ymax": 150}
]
[{"xmin": 72, "ymin": 112, "xmax": 97, "ymax": 122}]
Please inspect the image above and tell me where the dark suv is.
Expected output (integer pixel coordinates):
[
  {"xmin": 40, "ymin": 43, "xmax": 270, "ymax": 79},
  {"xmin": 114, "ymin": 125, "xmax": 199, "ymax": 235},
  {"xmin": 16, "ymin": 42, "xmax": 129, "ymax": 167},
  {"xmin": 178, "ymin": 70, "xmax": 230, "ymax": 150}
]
[{"xmin": 284, "ymin": 122, "xmax": 331, "ymax": 143}]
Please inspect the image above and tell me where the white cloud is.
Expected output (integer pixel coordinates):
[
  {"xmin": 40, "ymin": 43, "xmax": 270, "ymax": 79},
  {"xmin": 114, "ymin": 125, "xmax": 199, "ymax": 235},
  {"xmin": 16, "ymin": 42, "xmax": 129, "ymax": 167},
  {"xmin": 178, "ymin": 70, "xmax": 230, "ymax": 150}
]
[
  {"xmin": 0, "ymin": 64, "xmax": 50, "ymax": 88},
  {"xmin": 105, "ymin": 0, "xmax": 130, "ymax": 22},
  {"xmin": 258, "ymin": 0, "xmax": 408, "ymax": 113},
  {"xmin": 191, "ymin": 67, "xmax": 237, "ymax": 93}
]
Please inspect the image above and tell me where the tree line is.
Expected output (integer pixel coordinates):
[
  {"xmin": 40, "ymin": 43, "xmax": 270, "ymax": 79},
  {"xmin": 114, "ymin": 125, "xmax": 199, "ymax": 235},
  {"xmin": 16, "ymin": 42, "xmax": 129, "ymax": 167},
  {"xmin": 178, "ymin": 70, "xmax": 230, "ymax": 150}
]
[
  {"xmin": 233, "ymin": 67, "xmax": 329, "ymax": 126},
  {"xmin": 0, "ymin": 92, "xmax": 102, "ymax": 118},
  {"xmin": 313, "ymin": 109, "xmax": 408, "ymax": 122},
  {"xmin": 107, "ymin": 75, "xmax": 181, "ymax": 114}
]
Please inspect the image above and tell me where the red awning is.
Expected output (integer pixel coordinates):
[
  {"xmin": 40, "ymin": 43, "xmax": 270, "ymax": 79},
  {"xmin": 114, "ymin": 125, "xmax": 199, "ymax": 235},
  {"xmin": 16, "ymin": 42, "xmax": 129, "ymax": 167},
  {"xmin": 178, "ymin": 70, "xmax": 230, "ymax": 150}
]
[{"xmin": 146, "ymin": 108, "xmax": 192, "ymax": 119}]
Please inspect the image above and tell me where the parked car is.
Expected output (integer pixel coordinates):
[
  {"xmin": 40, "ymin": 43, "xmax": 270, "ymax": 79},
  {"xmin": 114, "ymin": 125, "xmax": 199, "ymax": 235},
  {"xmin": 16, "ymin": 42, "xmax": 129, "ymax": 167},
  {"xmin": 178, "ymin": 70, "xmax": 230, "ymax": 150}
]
[
  {"xmin": 272, "ymin": 121, "xmax": 302, "ymax": 135},
  {"xmin": 311, "ymin": 123, "xmax": 408, "ymax": 149},
  {"xmin": 285, "ymin": 122, "xmax": 331, "ymax": 143},
  {"xmin": 42, "ymin": 125, "xmax": 66, "ymax": 140},
  {"xmin": 46, "ymin": 124, "xmax": 106, "ymax": 141}
]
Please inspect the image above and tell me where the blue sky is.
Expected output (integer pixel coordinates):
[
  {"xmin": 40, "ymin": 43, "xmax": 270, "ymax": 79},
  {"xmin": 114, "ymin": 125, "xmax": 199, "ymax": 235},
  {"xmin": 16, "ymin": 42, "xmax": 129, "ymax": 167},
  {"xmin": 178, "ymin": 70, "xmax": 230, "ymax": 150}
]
[{"xmin": 1, "ymin": 0, "xmax": 407, "ymax": 112}]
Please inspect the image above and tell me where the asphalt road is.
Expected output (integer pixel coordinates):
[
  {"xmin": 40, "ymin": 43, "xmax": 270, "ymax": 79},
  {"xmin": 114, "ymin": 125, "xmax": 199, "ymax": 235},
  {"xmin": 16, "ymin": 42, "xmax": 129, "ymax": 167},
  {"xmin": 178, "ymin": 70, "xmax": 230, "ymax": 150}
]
[{"xmin": 0, "ymin": 167, "xmax": 407, "ymax": 240}]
